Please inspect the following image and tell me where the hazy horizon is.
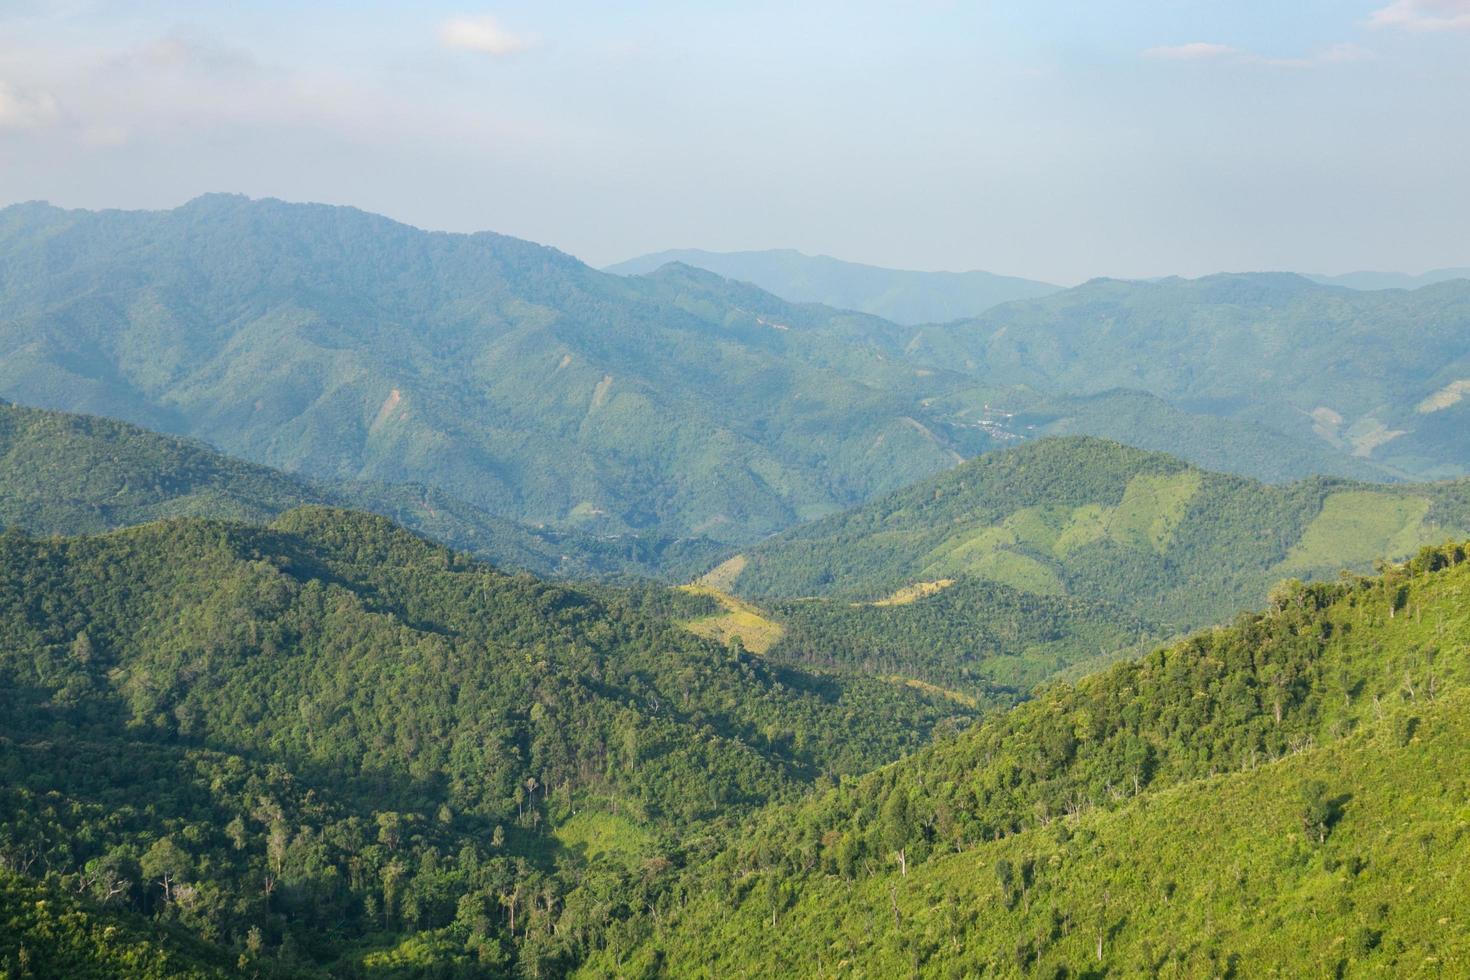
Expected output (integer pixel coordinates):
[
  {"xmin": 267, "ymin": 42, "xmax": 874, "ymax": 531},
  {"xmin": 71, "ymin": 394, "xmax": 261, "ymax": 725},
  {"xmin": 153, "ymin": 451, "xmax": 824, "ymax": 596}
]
[{"xmin": 3, "ymin": 1, "xmax": 1468, "ymax": 282}]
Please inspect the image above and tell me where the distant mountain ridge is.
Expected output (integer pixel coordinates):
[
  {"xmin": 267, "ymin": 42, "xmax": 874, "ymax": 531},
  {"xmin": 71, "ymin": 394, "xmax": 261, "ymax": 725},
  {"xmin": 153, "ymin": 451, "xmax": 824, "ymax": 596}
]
[
  {"xmin": 604, "ymin": 247, "xmax": 1061, "ymax": 324},
  {"xmin": 1307, "ymin": 267, "xmax": 1470, "ymax": 290},
  {"xmin": 906, "ymin": 272, "xmax": 1470, "ymax": 479}
]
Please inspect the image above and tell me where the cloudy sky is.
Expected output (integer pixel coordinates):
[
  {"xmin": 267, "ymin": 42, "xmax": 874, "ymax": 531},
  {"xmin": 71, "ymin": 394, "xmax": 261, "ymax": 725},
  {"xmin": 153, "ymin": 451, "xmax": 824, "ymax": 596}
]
[{"xmin": 1, "ymin": 0, "xmax": 1467, "ymax": 283}]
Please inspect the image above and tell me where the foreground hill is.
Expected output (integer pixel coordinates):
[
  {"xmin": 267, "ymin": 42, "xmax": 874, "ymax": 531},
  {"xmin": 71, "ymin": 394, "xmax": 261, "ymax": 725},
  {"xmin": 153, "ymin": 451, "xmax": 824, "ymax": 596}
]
[
  {"xmin": 0, "ymin": 399, "xmax": 720, "ymax": 580},
  {"xmin": 582, "ymin": 542, "xmax": 1470, "ymax": 976},
  {"xmin": 711, "ymin": 437, "xmax": 1470, "ymax": 690},
  {"xmin": 605, "ymin": 248, "xmax": 1060, "ymax": 324},
  {"xmin": 906, "ymin": 273, "xmax": 1470, "ymax": 479},
  {"xmin": 0, "ymin": 195, "xmax": 987, "ymax": 543},
  {"xmin": 0, "ymin": 508, "xmax": 975, "ymax": 975}
]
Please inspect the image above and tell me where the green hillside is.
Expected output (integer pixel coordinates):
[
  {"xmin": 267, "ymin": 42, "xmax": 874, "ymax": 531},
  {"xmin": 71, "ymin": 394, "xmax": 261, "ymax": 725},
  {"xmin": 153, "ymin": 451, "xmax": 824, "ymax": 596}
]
[
  {"xmin": 0, "ymin": 508, "xmax": 976, "ymax": 976},
  {"xmin": 604, "ymin": 248, "xmax": 1060, "ymax": 324},
  {"xmin": 707, "ymin": 437, "xmax": 1470, "ymax": 693},
  {"xmin": 581, "ymin": 542, "xmax": 1470, "ymax": 977},
  {"xmin": 0, "ymin": 196, "xmax": 991, "ymax": 544},
  {"xmin": 0, "ymin": 399, "xmax": 722, "ymax": 581},
  {"xmin": 907, "ymin": 273, "xmax": 1470, "ymax": 480}
]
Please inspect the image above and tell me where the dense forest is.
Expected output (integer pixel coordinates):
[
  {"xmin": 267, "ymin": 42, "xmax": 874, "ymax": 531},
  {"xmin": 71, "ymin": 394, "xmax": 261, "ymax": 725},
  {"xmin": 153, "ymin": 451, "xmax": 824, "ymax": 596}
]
[
  {"xmin": 7, "ymin": 516, "xmax": 1465, "ymax": 976},
  {"xmin": 0, "ymin": 508, "xmax": 979, "ymax": 977}
]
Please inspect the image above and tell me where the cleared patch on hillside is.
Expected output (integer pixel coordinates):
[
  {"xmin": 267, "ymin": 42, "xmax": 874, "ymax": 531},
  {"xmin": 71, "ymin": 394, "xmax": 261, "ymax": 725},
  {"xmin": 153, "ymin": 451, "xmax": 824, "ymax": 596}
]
[
  {"xmin": 913, "ymin": 472, "xmax": 1199, "ymax": 593},
  {"xmin": 931, "ymin": 549, "xmax": 1065, "ymax": 596},
  {"xmin": 1310, "ymin": 405, "xmax": 1343, "ymax": 443},
  {"xmin": 1417, "ymin": 379, "xmax": 1470, "ymax": 414},
  {"xmin": 1053, "ymin": 504, "xmax": 1108, "ymax": 555},
  {"xmin": 369, "ymin": 388, "xmax": 403, "ymax": 433},
  {"xmin": 552, "ymin": 808, "xmax": 656, "ymax": 869},
  {"xmin": 1108, "ymin": 470, "xmax": 1202, "ymax": 552},
  {"xmin": 590, "ymin": 374, "xmax": 614, "ymax": 409},
  {"xmin": 881, "ymin": 675, "xmax": 979, "ymax": 708},
  {"xmin": 1346, "ymin": 418, "xmax": 1407, "ymax": 457},
  {"xmin": 677, "ymin": 583, "xmax": 785, "ymax": 654},
  {"xmin": 1279, "ymin": 491, "xmax": 1432, "ymax": 572},
  {"xmin": 697, "ymin": 553, "xmax": 748, "ymax": 593},
  {"xmin": 867, "ymin": 579, "xmax": 955, "ymax": 607}
]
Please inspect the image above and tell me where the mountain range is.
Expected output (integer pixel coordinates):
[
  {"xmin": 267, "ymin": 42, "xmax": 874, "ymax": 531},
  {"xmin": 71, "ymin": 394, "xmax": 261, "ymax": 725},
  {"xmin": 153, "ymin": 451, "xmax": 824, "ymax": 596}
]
[{"xmin": 5, "ymin": 197, "xmax": 1470, "ymax": 563}]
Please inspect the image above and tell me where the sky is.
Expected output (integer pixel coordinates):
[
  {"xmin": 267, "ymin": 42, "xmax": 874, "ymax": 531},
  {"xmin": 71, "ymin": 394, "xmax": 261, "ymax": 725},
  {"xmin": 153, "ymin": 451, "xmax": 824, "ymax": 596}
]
[{"xmin": 1, "ymin": 1, "xmax": 1468, "ymax": 284}]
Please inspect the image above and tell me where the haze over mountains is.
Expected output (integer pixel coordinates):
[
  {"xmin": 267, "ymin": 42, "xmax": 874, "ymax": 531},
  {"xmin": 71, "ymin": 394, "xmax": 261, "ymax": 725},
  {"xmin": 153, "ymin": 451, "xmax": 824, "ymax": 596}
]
[
  {"xmin": 1308, "ymin": 267, "xmax": 1470, "ymax": 291},
  {"xmin": 605, "ymin": 248, "xmax": 1061, "ymax": 324}
]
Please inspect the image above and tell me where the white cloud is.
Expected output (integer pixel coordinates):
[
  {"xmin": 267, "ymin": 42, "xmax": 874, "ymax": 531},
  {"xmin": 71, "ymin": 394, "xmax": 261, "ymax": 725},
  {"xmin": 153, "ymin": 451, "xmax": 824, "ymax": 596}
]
[
  {"xmin": 1371, "ymin": 0, "xmax": 1470, "ymax": 31},
  {"xmin": 127, "ymin": 32, "xmax": 257, "ymax": 73},
  {"xmin": 438, "ymin": 15, "xmax": 536, "ymax": 57},
  {"xmin": 0, "ymin": 79, "xmax": 59, "ymax": 129},
  {"xmin": 1143, "ymin": 42, "xmax": 1239, "ymax": 61}
]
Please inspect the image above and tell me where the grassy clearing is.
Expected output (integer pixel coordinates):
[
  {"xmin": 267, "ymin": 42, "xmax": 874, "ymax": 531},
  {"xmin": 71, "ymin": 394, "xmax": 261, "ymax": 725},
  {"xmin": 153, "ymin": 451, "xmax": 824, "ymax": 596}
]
[
  {"xmin": 880, "ymin": 675, "xmax": 980, "ymax": 708},
  {"xmin": 696, "ymin": 553, "xmax": 748, "ymax": 592},
  {"xmin": 1108, "ymin": 469, "xmax": 1202, "ymax": 552},
  {"xmin": 1281, "ymin": 491, "xmax": 1432, "ymax": 572},
  {"xmin": 677, "ymin": 582, "xmax": 786, "ymax": 654},
  {"xmin": 552, "ymin": 809, "xmax": 658, "ymax": 868},
  {"xmin": 867, "ymin": 579, "xmax": 955, "ymax": 607}
]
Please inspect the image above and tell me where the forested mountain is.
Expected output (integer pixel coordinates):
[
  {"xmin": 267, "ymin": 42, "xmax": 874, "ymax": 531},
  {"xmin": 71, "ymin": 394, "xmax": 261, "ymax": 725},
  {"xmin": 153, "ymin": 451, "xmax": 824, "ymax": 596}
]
[
  {"xmin": 0, "ymin": 195, "xmax": 991, "ymax": 544},
  {"xmin": 582, "ymin": 541, "xmax": 1470, "ymax": 976},
  {"xmin": 604, "ymin": 248, "xmax": 1060, "ymax": 324},
  {"xmin": 709, "ymin": 437, "xmax": 1470, "ymax": 691},
  {"xmin": 0, "ymin": 399, "xmax": 721, "ymax": 580},
  {"xmin": 907, "ymin": 273, "xmax": 1470, "ymax": 479},
  {"xmin": 0, "ymin": 507, "xmax": 978, "ymax": 976},
  {"xmin": 1001, "ymin": 387, "xmax": 1394, "ymax": 483}
]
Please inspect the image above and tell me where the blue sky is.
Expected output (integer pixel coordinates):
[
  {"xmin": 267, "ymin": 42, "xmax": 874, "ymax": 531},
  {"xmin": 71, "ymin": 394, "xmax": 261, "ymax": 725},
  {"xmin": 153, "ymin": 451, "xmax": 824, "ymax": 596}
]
[{"xmin": 1, "ymin": 1, "xmax": 1467, "ymax": 282}]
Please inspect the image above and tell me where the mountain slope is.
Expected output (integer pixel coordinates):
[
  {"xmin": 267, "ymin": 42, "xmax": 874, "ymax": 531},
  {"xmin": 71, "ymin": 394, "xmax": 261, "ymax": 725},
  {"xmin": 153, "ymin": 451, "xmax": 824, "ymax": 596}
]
[
  {"xmin": 0, "ymin": 399, "xmax": 722, "ymax": 580},
  {"xmin": 727, "ymin": 437, "xmax": 1469, "ymax": 609},
  {"xmin": 907, "ymin": 273, "xmax": 1470, "ymax": 479},
  {"xmin": 0, "ymin": 508, "xmax": 976, "ymax": 974},
  {"xmin": 582, "ymin": 542, "xmax": 1470, "ymax": 977},
  {"xmin": 604, "ymin": 248, "xmax": 1060, "ymax": 324},
  {"xmin": 708, "ymin": 438, "xmax": 1470, "ymax": 691},
  {"xmin": 0, "ymin": 195, "xmax": 986, "ymax": 543}
]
